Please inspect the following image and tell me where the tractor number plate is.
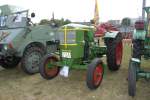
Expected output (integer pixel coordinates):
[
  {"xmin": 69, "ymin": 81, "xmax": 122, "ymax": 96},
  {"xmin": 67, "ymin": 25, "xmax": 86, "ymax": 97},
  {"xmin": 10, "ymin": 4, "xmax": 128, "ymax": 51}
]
[{"xmin": 62, "ymin": 52, "xmax": 71, "ymax": 58}]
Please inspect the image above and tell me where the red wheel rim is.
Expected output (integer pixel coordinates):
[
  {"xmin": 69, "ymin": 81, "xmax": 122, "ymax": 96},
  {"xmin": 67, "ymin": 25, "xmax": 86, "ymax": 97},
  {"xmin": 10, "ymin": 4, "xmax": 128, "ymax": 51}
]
[
  {"xmin": 44, "ymin": 57, "xmax": 59, "ymax": 77},
  {"xmin": 93, "ymin": 64, "xmax": 103, "ymax": 86},
  {"xmin": 115, "ymin": 41, "xmax": 123, "ymax": 65}
]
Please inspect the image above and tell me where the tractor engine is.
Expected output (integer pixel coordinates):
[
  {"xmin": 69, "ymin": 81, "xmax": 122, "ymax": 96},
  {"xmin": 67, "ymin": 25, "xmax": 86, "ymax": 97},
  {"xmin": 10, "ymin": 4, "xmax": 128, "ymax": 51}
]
[
  {"xmin": 144, "ymin": 7, "xmax": 150, "ymax": 59},
  {"xmin": 133, "ymin": 20, "xmax": 150, "ymax": 59},
  {"xmin": 132, "ymin": 20, "xmax": 145, "ymax": 59}
]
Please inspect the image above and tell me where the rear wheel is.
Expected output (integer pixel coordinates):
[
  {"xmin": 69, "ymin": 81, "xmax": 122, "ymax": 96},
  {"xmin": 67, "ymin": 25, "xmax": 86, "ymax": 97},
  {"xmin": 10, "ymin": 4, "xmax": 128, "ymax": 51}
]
[
  {"xmin": 21, "ymin": 46, "xmax": 45, "ymax": 74},
  {"xmin": 105, "ymin": 33, "xmax": 123, "ymax": 71},
  {"xmin": 86, "ymin": 58, "xmax": 104, "ymax": 90},
  {"xmin": 128, "ymin": 60, "xmax": 137, "ymax": 97},
  {"xmin": 39, "ymin": 54, "xmax": 60, "ymax": 79}
]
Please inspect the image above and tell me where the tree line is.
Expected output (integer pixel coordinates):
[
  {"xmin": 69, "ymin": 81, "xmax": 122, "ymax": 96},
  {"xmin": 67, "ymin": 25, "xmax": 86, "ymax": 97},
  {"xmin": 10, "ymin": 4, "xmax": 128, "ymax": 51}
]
[{"xmin": 39, "ymin": 18, "xmax": 71, "ymax": 27}]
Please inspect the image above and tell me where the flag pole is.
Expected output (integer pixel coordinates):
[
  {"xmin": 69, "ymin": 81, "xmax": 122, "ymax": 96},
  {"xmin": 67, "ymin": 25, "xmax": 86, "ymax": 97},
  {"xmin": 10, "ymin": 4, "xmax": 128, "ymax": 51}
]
[{"xmin": 94, "ymin": 0, "xmax": 99, "ymax": 27}]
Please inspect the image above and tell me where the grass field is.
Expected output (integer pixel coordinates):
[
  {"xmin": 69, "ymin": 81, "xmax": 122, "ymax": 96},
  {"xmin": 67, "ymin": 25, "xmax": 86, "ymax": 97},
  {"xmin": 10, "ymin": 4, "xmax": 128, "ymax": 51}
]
[{"xmin": 0, "ymin": 44, "xmax": 149, "ymax": 100}]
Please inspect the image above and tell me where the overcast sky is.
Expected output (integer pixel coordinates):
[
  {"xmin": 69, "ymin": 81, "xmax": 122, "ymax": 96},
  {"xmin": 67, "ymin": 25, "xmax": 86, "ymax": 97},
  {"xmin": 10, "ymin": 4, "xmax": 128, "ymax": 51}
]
[{"xmin": 0, "ymin": 0, "xmax": 150, "ymax": 23}]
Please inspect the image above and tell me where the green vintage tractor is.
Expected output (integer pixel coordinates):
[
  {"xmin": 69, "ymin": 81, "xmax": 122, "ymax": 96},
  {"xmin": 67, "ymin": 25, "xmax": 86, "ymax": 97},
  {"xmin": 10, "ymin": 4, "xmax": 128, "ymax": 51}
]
[
  {"xmin": 0, "ymin": 5, "xmax": 59, "ymax": 74},
  {"xmin": 128, "ymin": 7, "xmax": 150, "ymax": 96},
  {"xmin": 39, "ymin": 23, "xmax": 123, "ymax": 89}
]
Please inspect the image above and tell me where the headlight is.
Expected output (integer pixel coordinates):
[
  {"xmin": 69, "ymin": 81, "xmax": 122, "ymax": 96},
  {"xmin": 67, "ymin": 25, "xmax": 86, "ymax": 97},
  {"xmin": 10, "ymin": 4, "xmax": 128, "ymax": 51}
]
[
  {"xmin": 62, "ymin": 51, "xmax": 71, "ymax": 58},
  {"xmin": 3, "ymin": 45, "xmax": 8, "ymax": 50}
]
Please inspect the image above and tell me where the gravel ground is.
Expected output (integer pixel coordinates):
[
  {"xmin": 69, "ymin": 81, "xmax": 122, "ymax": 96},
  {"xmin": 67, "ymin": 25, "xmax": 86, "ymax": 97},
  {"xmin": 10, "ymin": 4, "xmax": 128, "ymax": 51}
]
[{"xmin": 0, "ymin": 45, "xmax": 149, "ymax": 100}]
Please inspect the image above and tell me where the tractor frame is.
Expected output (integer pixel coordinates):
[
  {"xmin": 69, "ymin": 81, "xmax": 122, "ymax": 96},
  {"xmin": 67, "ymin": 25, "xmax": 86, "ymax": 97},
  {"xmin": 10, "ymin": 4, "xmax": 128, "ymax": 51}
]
[{"xmin": 40, "ymin": 23, "xmax": 123, "ymax": 90}]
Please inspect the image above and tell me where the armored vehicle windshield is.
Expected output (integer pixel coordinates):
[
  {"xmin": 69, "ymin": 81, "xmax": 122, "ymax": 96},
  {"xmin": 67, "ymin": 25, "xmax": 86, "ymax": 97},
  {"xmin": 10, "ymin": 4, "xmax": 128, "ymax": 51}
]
[{"xmin": 0, "ymin": 5, "xmax": 28, "ymax": 29}]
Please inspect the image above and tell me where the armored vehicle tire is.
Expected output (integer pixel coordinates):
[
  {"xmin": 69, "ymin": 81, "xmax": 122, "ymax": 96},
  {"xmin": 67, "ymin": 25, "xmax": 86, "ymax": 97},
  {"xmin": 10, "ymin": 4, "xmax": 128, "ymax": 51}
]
[
  {"xmin": 128, "ymin": 60, "xmax": 137, "ymax": 97},
  {"xmin": 0, "ymin": 57, "xmax": 20, "ymax": 69},
  {"xmin": 39, "ymin": 54, "xmax": 60, "ymax": 79},
  {"xmin": 21, "ymin": 46, "xmax": 45, "ymax": 74},
  {"xmin": 86, "ymin": 58, "xmax": 104, "ymax": 90},
  {"xmin": 104, "ymin": 33, "xmax": 123, "ymax": 71}
]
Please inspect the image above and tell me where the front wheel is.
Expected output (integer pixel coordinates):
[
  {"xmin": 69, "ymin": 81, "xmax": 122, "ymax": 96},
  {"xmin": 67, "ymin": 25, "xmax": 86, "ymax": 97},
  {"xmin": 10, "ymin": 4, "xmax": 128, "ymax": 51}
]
[
  {"xmin": 0, "ymin": 57, "xmax": 20, "ymax": 69},
  {"xmin": 105, "ymin": 33, "xmax": 123, "ymax": 71},
  {"xmin": 21, "ymin": 46, "xmax": 45, "ymax": 74},
  {"xmin": 39, "ymin": 54, "xmax": 60, "ymax": 79},
  {"xmin": 128, "ymin": 60, "xmax": 137, "ymax": 97},
  {"xmin": 86, "ymin": 58, "xmax": 104, "ymax": 90}
]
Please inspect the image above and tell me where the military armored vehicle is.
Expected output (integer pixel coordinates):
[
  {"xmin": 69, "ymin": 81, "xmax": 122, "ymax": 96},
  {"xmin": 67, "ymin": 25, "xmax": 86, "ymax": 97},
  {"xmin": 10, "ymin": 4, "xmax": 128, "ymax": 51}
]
[{"xmin": 0, "ymin": 5, "xmax": 59, "ymax": 74}]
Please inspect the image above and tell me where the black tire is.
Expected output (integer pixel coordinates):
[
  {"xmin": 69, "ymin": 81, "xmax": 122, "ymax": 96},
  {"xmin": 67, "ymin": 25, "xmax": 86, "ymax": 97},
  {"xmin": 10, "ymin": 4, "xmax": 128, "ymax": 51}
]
[
  {"xmin": 39, "ymin": 54, "xmax": 60, "ymax": 79},
  {"xmin": 0, "ymin": 57, "xmax": 20, "ymax": 69},
  {"xmin": 128, "ymin": 60, "xmax": 137, "ymax": 97},
  {"xmin": 21, "ymin": 46, "xmax": 45, "ymax": 74},
  {"xmin": 86, "ymin": 58, "xmax": 104, "ymax": 90},
  {"xmin": 104, "ymin": 33, "xmax": 123, "ymax": 71}
]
